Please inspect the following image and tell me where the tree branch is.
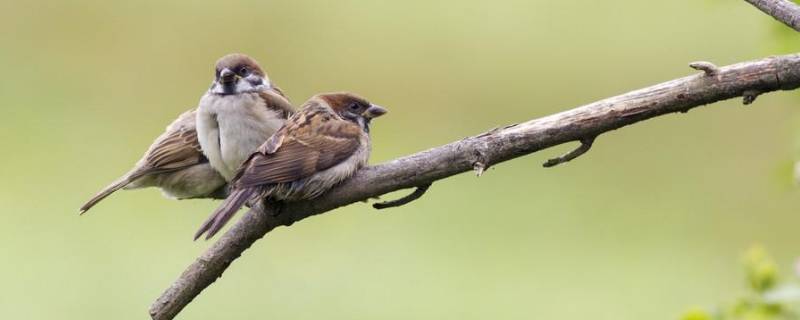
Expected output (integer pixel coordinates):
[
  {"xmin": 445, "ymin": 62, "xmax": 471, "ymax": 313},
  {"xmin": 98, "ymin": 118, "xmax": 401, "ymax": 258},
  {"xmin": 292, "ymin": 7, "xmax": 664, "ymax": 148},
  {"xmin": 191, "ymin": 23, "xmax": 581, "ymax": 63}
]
[
  {"xmin": 744, "ymin": 0, "xmax": 800, "ymax": 32},
  {"xmin": 148, "ymin": 53, "xmax": 800, "ymax": 320}
]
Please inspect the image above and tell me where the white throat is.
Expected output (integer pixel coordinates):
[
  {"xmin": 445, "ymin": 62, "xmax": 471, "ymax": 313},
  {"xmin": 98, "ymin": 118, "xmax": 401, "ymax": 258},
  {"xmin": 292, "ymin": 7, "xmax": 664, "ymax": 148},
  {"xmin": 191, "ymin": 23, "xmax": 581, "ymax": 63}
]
[{"xmin": 209, "ymin": 75, "xmax": 271, "ymax": 95}]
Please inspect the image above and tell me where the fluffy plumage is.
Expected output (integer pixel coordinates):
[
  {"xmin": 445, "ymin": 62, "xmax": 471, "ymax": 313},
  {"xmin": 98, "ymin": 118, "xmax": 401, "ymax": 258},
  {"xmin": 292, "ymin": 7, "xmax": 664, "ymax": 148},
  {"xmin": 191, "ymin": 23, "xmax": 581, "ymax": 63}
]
[
  {"xmin": 79, "ymin": 109, "xmax": 226, "ymax": 214},
  {"xmin": 194, "ymin": 92, "xmax": 388, "ymax": 240},
  {"xmin": 80, "ymin": 53, "xmax": 291, "ymax": 214},
  {"xmin": 196, "ymin": 54, "xmax": 293, "ymax": 181}
]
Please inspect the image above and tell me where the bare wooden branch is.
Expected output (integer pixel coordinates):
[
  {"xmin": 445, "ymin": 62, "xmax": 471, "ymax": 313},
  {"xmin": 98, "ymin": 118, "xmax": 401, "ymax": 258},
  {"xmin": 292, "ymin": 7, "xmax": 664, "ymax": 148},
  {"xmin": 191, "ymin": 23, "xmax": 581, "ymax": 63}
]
[
  {"xmin": 148, "ymin": 53, "xmax": 800, "ymax": 320},
  {"xmin": 744, "ymin": 0, "xmax": 800, "ymax": 32},
  {"xmin": 373, "ymin": 184, "xmax": 432, "ymax": 209}
]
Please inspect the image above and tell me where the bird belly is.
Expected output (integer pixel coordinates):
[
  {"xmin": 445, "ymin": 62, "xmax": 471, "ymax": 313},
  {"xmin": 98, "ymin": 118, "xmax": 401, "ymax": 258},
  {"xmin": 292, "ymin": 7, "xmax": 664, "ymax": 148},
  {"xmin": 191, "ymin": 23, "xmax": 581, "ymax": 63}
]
[
  {"xmin": 156, "ymin": 164, "xmax": 227, "ymax": 199},
  {"xmin": 217, "ymin": 111, "xmax": 275, "ymax": 178},
  {"xmin": 195, "ymin": 103, "xmax": 225, "ymax": 179}
]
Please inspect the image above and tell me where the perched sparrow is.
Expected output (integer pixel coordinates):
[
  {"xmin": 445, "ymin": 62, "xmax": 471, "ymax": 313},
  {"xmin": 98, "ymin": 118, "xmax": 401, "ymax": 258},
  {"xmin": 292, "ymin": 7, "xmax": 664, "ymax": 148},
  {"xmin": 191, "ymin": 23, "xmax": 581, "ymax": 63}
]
[
  {"xmin": 79, "ymin": 53, "xmax": 291, "ymax": 214},
  {"xmin": 196, "ymin": 53, "xmax": 293, "ymax": 181},
  {"xmin": 79, "ymin": 109, "xmax": 226, "ymax": 214},
  {"xmin": 194, "ymin": 92, "xmax": 388, "ymax": 240}
]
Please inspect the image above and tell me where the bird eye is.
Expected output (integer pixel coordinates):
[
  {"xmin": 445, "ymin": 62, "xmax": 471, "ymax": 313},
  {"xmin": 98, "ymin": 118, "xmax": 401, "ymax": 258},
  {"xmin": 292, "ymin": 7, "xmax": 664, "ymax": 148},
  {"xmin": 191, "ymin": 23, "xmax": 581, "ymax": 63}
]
[
  {"xmin": 348, "ymin": 103, "xmax": 360, "ymax": 111},
  {"xmin": 239, "ymin": 67, "xmax": 249, "ymax": 75}
]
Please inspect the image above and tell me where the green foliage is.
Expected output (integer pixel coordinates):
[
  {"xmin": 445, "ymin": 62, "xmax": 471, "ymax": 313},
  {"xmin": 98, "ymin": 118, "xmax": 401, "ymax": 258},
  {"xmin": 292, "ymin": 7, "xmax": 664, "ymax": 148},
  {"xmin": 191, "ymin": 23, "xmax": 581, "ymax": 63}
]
[
  {"xmin": 682, "ymin": 307, "xmax": 713, "ymax": 320},
  {"xmin": 681, "ymin": 246, "xmax": 800, "ymax": 320},
  {"xmin": 745, "ymin": 246, "xmax": 779, "ymax": 293}
]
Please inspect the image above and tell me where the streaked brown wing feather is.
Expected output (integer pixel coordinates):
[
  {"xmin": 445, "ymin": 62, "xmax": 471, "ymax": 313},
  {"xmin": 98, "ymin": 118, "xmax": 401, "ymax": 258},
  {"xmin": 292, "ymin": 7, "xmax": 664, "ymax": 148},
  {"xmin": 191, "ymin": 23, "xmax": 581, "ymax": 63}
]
[
  {"xmin": 269, "ymin": 85, "xmax": 288, "ymax": 100},
  {"xmin": 258, "ymin": 90, "xmax": 294, "ymax": 119},
  {"xmin": 80, "ymin": 109, "xmax": 205, "ymax": 214},
  {"xmin": 234, "ymin": 116, "xmax": 362, "ymax": 188},
  {"xmin": 142, "ymin": 110, "xmax": 205, "ymax": 171}
]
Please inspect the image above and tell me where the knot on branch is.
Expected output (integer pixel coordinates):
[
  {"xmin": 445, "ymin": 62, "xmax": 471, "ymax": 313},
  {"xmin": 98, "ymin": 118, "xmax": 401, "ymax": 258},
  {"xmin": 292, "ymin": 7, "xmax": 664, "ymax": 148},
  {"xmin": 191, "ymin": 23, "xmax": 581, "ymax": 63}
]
[
  {"xmin": 473, "ymin": 162, "xmax": 486, "ymax": 176},
  {"xmin": 743, "ymin": 89, "xmax": 762, "ymax": 105},
  {"xmin": 689, "ymin": 61, "xmax": 719, "ymax": 76},
  {"xmin": 471, "ymin": 142, "xmax": 491, "ymax": 177}
]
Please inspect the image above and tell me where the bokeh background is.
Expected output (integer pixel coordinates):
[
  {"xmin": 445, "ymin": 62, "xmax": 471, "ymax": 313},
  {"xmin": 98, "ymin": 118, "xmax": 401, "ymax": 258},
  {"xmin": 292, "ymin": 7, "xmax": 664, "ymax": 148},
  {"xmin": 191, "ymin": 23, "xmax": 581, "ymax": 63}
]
[{"xmin": 1, "ymin": 0, "xmax": 799, "ymax": 319}]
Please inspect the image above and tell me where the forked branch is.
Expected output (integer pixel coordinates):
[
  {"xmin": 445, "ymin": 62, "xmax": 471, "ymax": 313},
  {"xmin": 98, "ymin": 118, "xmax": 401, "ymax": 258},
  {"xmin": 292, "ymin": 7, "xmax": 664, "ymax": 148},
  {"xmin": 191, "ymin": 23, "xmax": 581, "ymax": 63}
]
[{"xmin": 149, "ymin": 53, "xmax": 800, "ymax": 320}]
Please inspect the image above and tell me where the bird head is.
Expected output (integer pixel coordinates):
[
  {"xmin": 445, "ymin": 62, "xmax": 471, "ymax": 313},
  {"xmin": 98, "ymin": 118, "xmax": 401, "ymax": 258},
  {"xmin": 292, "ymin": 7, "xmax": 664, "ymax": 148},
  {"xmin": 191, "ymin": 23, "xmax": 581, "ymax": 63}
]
[
  {"xmin": 318, "ymin": 92, "xmax": 388, "ymax": 132},
  {"xmin": 209, "ymin": 53, "xmax": 272, "ymax": 95}
]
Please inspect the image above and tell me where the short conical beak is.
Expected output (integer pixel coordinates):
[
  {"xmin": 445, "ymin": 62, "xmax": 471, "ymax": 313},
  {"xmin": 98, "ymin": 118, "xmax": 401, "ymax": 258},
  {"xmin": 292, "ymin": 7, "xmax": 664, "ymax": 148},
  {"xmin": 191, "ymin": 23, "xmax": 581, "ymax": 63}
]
[
  {"xmin": 365, "ymin": 104, "xmax": 388, "ymax": 118},
  {"xmin": 219, "ymin": 68, "xmax": 237, "ymax": 84}
]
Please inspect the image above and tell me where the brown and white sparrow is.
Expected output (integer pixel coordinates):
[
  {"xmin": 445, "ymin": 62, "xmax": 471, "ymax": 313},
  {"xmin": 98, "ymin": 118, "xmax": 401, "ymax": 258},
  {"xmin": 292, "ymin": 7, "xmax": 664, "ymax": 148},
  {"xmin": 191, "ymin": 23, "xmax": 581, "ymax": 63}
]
[
  {"xmin": 196, "ymin": 53, "xmax": 294, "ymax": 181},
  {"xmin": 79, "ymin": 109, "xmax": 226, "ymax": 214},
  {"xmin": 79, "ymin": 53, "xmax": 291, "ymax": 214},
  {"xmin": 194, "ymin": 92, "xmax": 388, "ymax": 240}
]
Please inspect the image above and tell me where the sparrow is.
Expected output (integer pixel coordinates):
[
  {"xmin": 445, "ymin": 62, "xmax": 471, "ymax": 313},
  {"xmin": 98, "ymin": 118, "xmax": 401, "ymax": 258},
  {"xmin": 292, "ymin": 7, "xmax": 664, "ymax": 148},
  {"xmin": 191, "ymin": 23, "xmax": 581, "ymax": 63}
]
[
  {"xmin": 79, "ymin": 109, "xmax": 226, "ymax": 214},
  {"xmin": 193, "ymin": 92, "xmax": 388, "ymax": 240},
  {"xmin": 79, "ymin": 53, "xmax": 291, "ymax": 214},
  {"xmin": 196, "ymin": 53, "xmax": 294, "ymax": 182}
]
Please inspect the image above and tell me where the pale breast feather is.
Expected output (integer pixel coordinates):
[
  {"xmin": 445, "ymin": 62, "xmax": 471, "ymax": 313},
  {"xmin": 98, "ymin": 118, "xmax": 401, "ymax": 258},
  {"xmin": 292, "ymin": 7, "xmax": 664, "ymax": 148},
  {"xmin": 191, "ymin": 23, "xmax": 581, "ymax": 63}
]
[{"xmin": 196, "ymin": 92, "xmax": 287, "ymax": 180}]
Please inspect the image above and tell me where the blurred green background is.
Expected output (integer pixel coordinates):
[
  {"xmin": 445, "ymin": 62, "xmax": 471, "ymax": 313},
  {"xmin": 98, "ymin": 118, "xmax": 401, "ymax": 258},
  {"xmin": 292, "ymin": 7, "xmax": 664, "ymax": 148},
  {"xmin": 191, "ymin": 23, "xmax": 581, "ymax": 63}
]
[{"xmin": 1, "ymin": 0, "xmax": 799, "ymax": 319}]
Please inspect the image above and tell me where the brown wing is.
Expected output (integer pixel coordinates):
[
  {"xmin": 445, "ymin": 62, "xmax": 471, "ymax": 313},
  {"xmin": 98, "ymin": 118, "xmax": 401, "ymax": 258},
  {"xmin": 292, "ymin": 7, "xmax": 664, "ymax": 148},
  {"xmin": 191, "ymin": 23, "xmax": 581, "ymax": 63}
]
[
  {"xmin": 80, "ymin": 109, "xmax": 205, "ymax": 214},
  {"xmin": 233, "ymin": 111, "xmax": 363, "ymax": 188},
  {"xmin": 258, "ymin": 89, "xmax": 294, "ymax": 120},
  {"xmin": 141, "ymin": 110, "xmax": 205, "ymax": 171}
]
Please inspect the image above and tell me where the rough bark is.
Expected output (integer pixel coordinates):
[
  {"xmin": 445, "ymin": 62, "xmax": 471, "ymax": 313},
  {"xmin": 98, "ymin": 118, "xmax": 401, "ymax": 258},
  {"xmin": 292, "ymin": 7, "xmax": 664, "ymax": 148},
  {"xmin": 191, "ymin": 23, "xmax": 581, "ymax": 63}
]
[
  {"xmin": 745, "ymin": 0, "xmax": 800, "ymax": 32},
  {"xmin": 149, "ymin": 53, "xmax": 800, "ymax": 320}
]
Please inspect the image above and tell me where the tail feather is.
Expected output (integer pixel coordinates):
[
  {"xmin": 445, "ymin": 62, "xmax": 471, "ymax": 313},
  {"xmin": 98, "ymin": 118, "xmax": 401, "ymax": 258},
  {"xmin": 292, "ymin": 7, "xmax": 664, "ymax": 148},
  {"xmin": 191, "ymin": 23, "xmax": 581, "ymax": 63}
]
[
  {"xmin": 79, "ymin": 171, "xmax": 147, "ymax": 214},
  {"xmin": 194, "ymin": 188, "xmax": 256, "ymax": 240}
]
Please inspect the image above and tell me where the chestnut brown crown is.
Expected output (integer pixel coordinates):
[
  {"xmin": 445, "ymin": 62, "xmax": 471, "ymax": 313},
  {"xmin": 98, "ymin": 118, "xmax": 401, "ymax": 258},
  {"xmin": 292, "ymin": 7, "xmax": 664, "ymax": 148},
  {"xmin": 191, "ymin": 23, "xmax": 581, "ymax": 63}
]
[
  {"xmin": 318, "ymin": 92, "xmax": 388, "ymax": 123},
  {"xmin": 209, "ymin": 53, "xmax": 273, "ymax": 95},
  {"xmin": 214, "ymin": 53, "xmax": 265, "ymax": 79}
]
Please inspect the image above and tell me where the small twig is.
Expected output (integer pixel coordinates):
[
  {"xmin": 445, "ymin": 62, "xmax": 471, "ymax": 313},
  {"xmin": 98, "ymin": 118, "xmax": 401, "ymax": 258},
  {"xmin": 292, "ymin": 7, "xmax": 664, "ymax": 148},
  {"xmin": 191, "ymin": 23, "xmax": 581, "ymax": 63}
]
[
  {"xmin": 743, "ymin": 90, "xmax": 762, "ymax": 105},
  {"xmin": 473, "ymin": 162, "xmax": 486, "ymax": 176},
  {"xmin": 689, "ymin": 61, "xmax": 719, "ymax": 76},
  {"xmin": 372, "ymin": 184, "xmax": 432, "ymax": 209},
  {"xmin": 543, "ymin": 137, "xmax": 596, "ymax": 168}
]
